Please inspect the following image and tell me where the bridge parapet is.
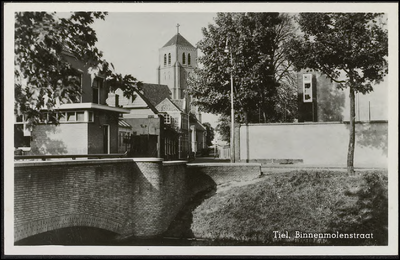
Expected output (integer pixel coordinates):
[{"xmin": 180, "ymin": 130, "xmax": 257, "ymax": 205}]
[{"xmin": 14, "ymin": 159, "xmax": 260, "ymax": 242}]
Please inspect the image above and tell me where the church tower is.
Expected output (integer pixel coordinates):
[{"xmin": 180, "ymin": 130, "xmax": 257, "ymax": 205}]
[{"xmin": 157, "ymin": 24, "xmax": 198, "ymax": 100}]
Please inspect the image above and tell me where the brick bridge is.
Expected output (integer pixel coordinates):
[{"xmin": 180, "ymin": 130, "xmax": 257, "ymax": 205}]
[{"xmin": 14, "ymin": 158, "xmax": 261, "ymax": 242}]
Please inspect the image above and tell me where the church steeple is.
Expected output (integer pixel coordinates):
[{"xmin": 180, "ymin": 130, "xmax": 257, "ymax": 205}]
[
  {"xmin": 157, "ymin": 26, "xmax": 197, "ymax": 99},
  {"xmin": 162, "ymin": 31, "xmax": 196, "ymax": 49}
]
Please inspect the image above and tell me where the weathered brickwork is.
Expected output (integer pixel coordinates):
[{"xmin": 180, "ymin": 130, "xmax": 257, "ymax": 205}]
[
  {"xmin": 14, "ymin": 159, "xmax": 261, "ymax": 242},
  {"xmin": 88, "ymin": 112, "xmax": 119, "ymax": 154}
]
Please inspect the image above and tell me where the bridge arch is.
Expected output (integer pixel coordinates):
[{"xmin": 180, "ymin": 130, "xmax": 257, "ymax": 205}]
[
  {"xmin": 15, "ymin": 225, "xmax": 120, "ymax": 245},
  {"xmin": 14, "ymin": 214, "xmax": 123, "ymax": 242}
]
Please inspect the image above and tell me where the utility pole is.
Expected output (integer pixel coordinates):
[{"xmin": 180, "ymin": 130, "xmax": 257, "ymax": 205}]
[{"xmin": 225, "ymin": 38, "xmax": 235, "ymax": 163}]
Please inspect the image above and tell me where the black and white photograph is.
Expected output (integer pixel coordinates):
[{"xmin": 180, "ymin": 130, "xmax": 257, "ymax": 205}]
[{"xmin": 3, "ymin": 2, "xmax": 398, "ymax": 257}]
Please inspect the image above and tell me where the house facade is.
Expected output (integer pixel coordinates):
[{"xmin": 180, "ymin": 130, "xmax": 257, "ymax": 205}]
[
  {"xmin": 15, "ymin": 51, "xmax": 129, "ymax": 155},
  {"xmin": 106, "ymin": 85, "xmax": 180, "ymax": 159},
  {"xmin": 156, "ymin": 98, "xmax": 206, "ymax": 158}
]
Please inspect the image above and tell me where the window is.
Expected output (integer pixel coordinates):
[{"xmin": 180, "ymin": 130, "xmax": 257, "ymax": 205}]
[
  {"xmin": 115, "ymin": 94, "xmax": 119, "ymax": 107},
  {"xmin": 88, "ymin": 111, "xmax": 94, "ymax": 122},
  {"xmin": 168, "ymin": 53, "xmax": 171, "ymax": 65},
  {"xmin": 59, "ymin": 112, "xmax": 66, "ymax": 122},
  {"xmin": 182, "ymin": 52, "xmax": 186, "ymax": 64},
  {"xmin": 76, "ymin": 112, "xmax": 85, "ymax": 121},
  {"xmin": 164, "ymin": 54, "xmax": 167, "ymax": 66},
  {"xmin": 14, "ymin": 115, "xmax": 31, "ymax": 139},
  {"xmin": 67, "ymin": 112, "xmax": 76, "ymax": 122},
  {"xmin": 164, "ymin": 114, "xmax": 171, "ymax": 124},
  {"xmin": 47, "ymin": 111, "xmax": 94, "ymax": 123},
  {"xmin": 188, "ymin": 53, "xmax": 191, "ymax": 65},
  {"xmin": 92, "ymin": 77, "xmax": 103, "ymax": 104},
  {"xmin": 71, "ymin": 69, "xmax": 83, "ymax": 103}
]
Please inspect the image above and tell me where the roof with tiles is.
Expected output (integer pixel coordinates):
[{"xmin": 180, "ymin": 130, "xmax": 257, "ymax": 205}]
[
  {"xmin": 140, "ymin": 83, "xmax": 171, "ymax": 107},
  {"xmin": 162, "ymin": 33, "xmax": 196, "ymax": 49}
]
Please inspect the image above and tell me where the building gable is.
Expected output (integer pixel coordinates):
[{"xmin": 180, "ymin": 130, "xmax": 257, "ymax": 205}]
[{"xmin": 156, "ymin": 98, "xmax": 182, "ymax": 113}]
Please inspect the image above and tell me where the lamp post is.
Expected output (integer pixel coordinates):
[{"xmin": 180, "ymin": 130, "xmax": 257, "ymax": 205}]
[{"xmin": 225, "ymin": 39, "xmax": 235, "ymax": 163}]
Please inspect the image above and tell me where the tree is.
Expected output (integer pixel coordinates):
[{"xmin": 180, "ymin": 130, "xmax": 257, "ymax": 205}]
[
  {"xmin": 189, "ymin": 13, "xmax": 300, "ymax": 124},
  {"xmin": 189, "ymin": 13, "xmax": 282, "ymax": 124},
  {"xmin": 202, "ymin": 122, "xmax": 215, "ymax": 146},
  {"xmin": 316, "ymin": 74, "xmax": 346, "ymax": 122},
  {"xmin": 272, "ymin": 13, "xmax": 300, "ymax": 122},
  {"xmin": 14, "ymin": 12, "xmax": 140, "ymax": 126},
  {"xmin": 215, "ymin": 116, "xmax": 231, "ymax": 144},
  {"xmin": 287, "ymin": 13, "xmax": 388, "ymax": 174}
]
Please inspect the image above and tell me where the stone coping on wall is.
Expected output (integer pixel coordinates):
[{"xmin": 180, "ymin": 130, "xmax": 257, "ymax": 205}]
[
  {"xmin": 240, "ymin": 120, "xmax": 388, "ymax": 127},
  {"xmin": 240, "ymin": 159, "xmax": 304, "ymax": 165},
  {"xmin": 162, "ymin": 160, "xmax": 188, "ymax": 166},
  {"xmin": 187, "ymin": 163, "xmax": 261, "ymax": 167},
  {"xmin": 14, "ymin": 157, "xmax": 164, "ymax": 167}
]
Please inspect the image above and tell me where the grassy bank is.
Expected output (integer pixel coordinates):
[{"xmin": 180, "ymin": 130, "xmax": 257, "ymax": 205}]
[{"xmin": 191, "ymin": 170, "xmax": 388, "ymax": 246}]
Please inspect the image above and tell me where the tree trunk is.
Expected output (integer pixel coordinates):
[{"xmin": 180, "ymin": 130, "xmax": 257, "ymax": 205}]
[{"xmin": 347, "ymin": 87, "xmax": 356, "ymax": 175}]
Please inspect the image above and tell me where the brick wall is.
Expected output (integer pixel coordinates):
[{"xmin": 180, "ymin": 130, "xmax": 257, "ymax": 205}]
[
  {"xmin": 14, "ymin": 159, "xmax": 261, "ymax": 242},
  {"xmin": 88, "ymin": 112, "xmax": 119, "ymax": 154},
  {"xmin": 14, "ymin": 159, "xmax": 192, "ymax": 241}
]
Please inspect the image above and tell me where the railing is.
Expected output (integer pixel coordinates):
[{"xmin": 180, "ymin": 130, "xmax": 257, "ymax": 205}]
[{"xmin": 14, "ymin": 153, "xmax": 127, "ymax": 161}]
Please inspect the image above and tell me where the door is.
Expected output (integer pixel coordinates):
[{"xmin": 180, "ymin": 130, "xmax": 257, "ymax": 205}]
[{"xmin": 103, "ymin": 124, "xmax": 110, "ymax": 154}]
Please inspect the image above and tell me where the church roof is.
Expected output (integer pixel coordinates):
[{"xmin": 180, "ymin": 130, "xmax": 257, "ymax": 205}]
[
  {"xmin": 140, "ymin": 83, "xmax": 171, "ymax": 107},
  {"xmin": 163, "ymin": 33, "xmax": 196, "ymax": 49}
]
